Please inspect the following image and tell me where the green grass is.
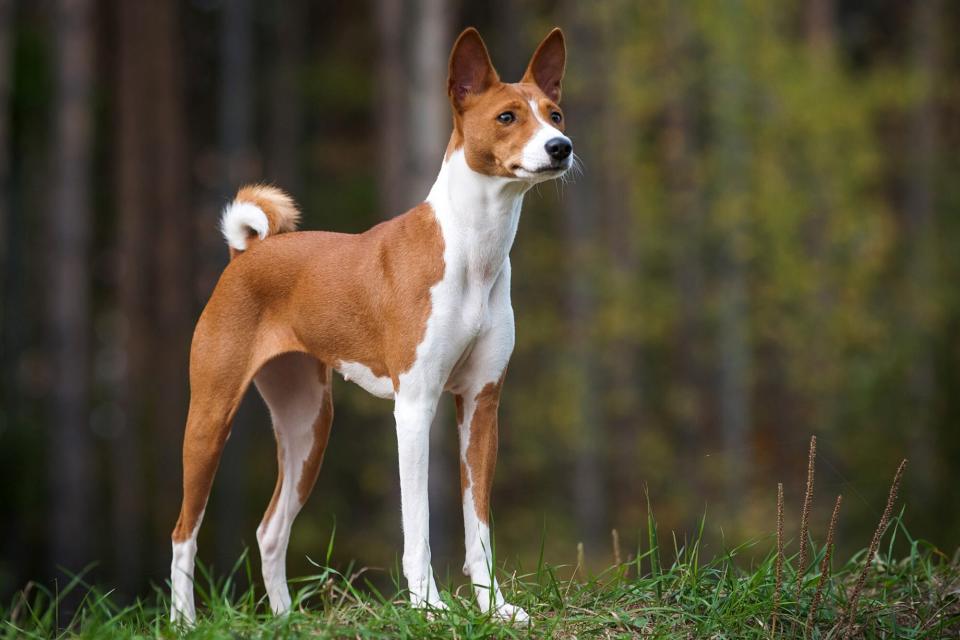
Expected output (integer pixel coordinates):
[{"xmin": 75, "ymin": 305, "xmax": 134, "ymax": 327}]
[{"xmin": 3, "ymin": 513, "xmax": 958, "ymax": 639}]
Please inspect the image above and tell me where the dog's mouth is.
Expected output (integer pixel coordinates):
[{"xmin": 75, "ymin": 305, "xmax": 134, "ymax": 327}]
[{"xmin": 510, "ymin": 161, "xmax": 571, "ymax": 177}]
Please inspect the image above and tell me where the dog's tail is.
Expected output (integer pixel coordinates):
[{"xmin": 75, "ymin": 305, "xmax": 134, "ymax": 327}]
[{"xmin": 220, "ymin": 184, "xmax": 301, "ymax": 259}]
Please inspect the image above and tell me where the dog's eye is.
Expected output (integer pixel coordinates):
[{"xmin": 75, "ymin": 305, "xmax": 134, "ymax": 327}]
[
  {"xmin": 497, "ymin": 111, "xmax": 515, "ymax": 124},
  {"xmin": 550, "ymin": 111, "xmax": 563, "ymax": 124}
]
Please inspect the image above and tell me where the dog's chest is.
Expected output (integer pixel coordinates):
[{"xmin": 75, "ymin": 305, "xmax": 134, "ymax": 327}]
[{"xmin": 430, "ymin": 263, "xmax": 500, "ymax": 355}]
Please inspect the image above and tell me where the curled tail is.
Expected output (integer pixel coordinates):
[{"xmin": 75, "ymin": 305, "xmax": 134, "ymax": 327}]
[{"xmin": 220, "ymin": 184, "xmax": 301, "ymax": 258}]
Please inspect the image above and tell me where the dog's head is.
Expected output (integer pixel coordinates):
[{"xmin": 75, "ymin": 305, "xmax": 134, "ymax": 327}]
[{"xmin": 446, "ymin": 27, "xmax": 572, "ymax": 183}]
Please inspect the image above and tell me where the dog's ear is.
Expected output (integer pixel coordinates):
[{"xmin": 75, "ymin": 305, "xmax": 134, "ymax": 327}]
[
  {"xmin": 448, "ymin": 28, "xmax": 499, "ymax": 110},
  {"xmin": 522, "ymin": 28, "xmax": 566, "ymax": 102}
]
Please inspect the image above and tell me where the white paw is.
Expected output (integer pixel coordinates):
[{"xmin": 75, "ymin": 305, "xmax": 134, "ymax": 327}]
[
  {"xmin": 408, "ymin": 577, "xmax": 447, "ymax": 613},
  {"xmin": 492, "ymin": 602, "xmax": 529, "ymax": 623},
  {"xmin": 412, "ymin": 595, "xmax": 449, "ymax": 619},
  {"xmin": 170, "ymin": 604, "xmax": 196, "ymax": 627}
]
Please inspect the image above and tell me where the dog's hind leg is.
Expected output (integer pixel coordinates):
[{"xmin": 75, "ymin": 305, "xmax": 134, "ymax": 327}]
[
  {"xmin": 254, "ymin": 352, "xmax": 333, "ymax": 614},
  {"xmin": 170, "ymin": 339, "xmax": 257, "ymax": 624}
]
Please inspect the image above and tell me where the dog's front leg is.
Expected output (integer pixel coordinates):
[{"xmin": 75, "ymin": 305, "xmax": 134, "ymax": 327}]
[
  {"xmin": 394, "ymin": 390, "xmax": 446, "ymax": 611},
  {"xmin": 457, "ymin": 376, "xmax": 529, "ymax": 622}
]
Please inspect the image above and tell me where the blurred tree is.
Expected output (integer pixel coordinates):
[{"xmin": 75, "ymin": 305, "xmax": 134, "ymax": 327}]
[
  {"xmin": 267, "ymin": 0, "xmax": 305, "ymax": 195},
  {"xmin": 110, "ymin": 0, "xmax": 192, "ymax": 586},
  {"xmin": 111, "ymin": 0, "xmax": 148, "ymax": 593},
  {"xmin": 375, "ymin": 0, "xmax": 404, "ymax": 216},
  {"xmin": 48, "ymin": 0, "xmax": 95, "ymax": 577},
  {"xmin": 903, "ymin": 0, "xmax": 941, "ymax": 503},
  {"xmin": 661, "ymin": 0, "xmax": 709, "ymax": 515},
  {"xmin": 561, "ymin": 0, "xmax": 606, "ymax": 554},
  {"xmin": 215, "ymin": 0, "xmax": 256, "ymax": 573},
  {"xmin": 151, "ymin": 0, "xmax": 192, "ymax": 551},
  {"xmin": 710, "ymin": 0, "xmax": 752, "ymax": 507},
  {"xmin": 0, "ymin": 0, "xmax": 10, "ymax": 282}
]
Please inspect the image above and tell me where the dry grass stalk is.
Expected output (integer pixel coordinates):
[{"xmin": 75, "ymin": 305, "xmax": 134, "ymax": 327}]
[
  {"xmin": 806, "ymin": 494, "xmax": 842, "ymax": 634},
  {"xmin": 770, "ymin": 483, "xmax": 785, "ymax": 638},
  {"xmin": 796, "ymin": 435, "xmax": 817, "ymax": 597},
  {"xmin": 844, "ymin": 459, "xmax": 907, "ymax": 636},
  {"xmin": 576, "ymin": 541, "xmax": 585, "ymax": 579},
  {"xmin": 611, "ymin": 528, "xmax": 622, "ymax": 566}
]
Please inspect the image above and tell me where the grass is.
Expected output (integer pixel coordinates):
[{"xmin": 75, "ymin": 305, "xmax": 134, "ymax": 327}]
[
  {"xmin": 3, "ymin": 511, "xmax": 958, "ymax": 639},
  {"xmin": 4, "ymin": 446, "xmax": 959, "ymax": 638}
]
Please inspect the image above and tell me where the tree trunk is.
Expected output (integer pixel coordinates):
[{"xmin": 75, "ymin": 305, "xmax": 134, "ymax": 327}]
[
  {"xmin": 48, "ymin": 0, "xmax": 95, "ymax": 578},
  {"xmin": 0, "ymin": 0, "xmax": 11, "ymax": 276},
  {"xmin": 0, "ymin": 0, "xmax": 12, "ymax": 418},
  {"xmin": 805, "ymin": 0, "xmax": 835, "ymax": 54},
  {"xmin": 664, "ymin": 0, "xmax": 708, "ymax": 514},
  {"xmin": 711, "ymin": 0, "xmax": 751, "ymax": 507},
  {"xmin": 579, "ymin": 1, "xmax": 640, "ymax": 535},
  {"xmin": 375, "ymin": 0, "xmax": 406, "ymax": 216},
  {"xmin": 905, "ymin": 0, "xmax": 941, "ymax": 499},
  {"xmin": 111, "ymin": 0, "xmax": 148, "ymax": 593},
  {"xmin": 267, "ymin": 0, "xmax": 305, "ymax": 194},
  {"xmin": 215, "ymin": 0, "xmax": 256, "ymax": 571},
  {"xmin": 561, "ymin": 2, "xmax": 606, "ymax": 555},
  {"xmin": 149, "ymin": 0, "xmax": 192, "ymax": 569}
]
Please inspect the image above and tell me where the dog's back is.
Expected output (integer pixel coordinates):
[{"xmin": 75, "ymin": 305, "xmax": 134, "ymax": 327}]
[{"xmin": 200, "ymin": 195, "xmax": 445, "ymax": 391}]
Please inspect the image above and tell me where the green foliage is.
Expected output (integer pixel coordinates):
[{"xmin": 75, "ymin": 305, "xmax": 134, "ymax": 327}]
[{"xmin": 3, "ymin": 514, "xmax": 957, "ymax": 639}]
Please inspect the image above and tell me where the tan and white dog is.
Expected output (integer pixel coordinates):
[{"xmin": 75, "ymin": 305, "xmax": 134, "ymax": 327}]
[{"xmin": 170, "ymin": 27, "xmax": 573, "ymax": 623}]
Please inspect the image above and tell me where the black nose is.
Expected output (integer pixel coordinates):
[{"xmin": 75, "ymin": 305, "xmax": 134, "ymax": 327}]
[{"xmin": 545, "ymin": 137, "xmax": 572, "ymax": 161}]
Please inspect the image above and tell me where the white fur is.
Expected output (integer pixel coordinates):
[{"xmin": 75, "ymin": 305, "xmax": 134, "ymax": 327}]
[
  {"xmin": 221, "ymin": 201, "xmax": 269, "ymax": 251},
  {"xmin": 514, "ymin": 100, "xmax": 571, "ymax": 179},
  {"xmin": 387, "ymin": 148, "xmax": 542, "ymax": 619},
  {"xmin": 170, "ymin": 353, "xmax": 331, "ymax": 622},
  {"xmin": 254, "ymin": 353, "xmax": 329, "ymax": 614},
  {"xmin": 170, "ymin": 515, "xmax": 202, "ymax": 624},
  {"xmin": 336, "ymin": 360, "xmax": 394, "ymax": 399},
  {"xmin": 175, "ymin": 127, "xmax": 563, "ymax": 623}
]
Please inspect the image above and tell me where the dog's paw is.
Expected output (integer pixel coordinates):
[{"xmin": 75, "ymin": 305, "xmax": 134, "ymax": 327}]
[
  {"xmin": 412, "ymin": 597, "xmax": 449, "ymax": 620},
  {"xmin": 492, "ymin": 602, "xmax": 529, "ymax": 624}
]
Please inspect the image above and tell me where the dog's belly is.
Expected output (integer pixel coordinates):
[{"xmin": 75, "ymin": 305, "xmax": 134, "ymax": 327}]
[{"xmin": 335, "ymin": 360, "xmax": 394, "ymax": 399}]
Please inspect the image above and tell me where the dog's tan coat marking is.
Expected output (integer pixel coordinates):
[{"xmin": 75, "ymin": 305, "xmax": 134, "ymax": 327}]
[
  {"xmin": 297, "ymin": 368, "xmax": 333, "ymax": 504},
  {"xmin": 172, "ymin": 27, "xmax": 569, "ymax": 623},
  {"xmin": 461, "ymin": 377, "xmax": 504, "ymax": 523},
  {"xmin": 261, "ymin": 449, "xmax": 284, "ymax": 528},
  {"xmin": 172, "ymin": 201, "xmax": 444, "ymax": 542},
  {"xmin": 446, "ymin": 29, "xmax": 566, "ymax": 176}
]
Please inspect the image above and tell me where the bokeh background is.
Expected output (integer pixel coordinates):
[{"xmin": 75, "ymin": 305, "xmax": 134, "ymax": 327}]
[{"xmin": 1, "ymin": 0, "xmax": 958, "ymax": 603}]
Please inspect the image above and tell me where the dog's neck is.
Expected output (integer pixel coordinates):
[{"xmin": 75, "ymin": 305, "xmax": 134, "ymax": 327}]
[{"xmin": 425, "ymin": 147, "xmax": 530, "ymax": 280}]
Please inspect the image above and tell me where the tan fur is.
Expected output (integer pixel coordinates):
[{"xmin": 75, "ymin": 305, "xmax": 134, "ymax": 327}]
[
  {"xmin": 228, "ymin": 184, "xmax": 301, "ymax": 259},
  {"xmin": 521, "ymin": 28, "xmax": 566, "ymax": 102},
  {"xmin": 261, "ymin": 449, "xmax": 284, "ymax": 529},
  {"xmin": 297, "ymin": 365, "xmax": 333, "ymax": 504},
  {"xmin": 172, "ymin": 31, "xmax": 567, "ymax": 594},
  {"xmin": 445, "ymin": 30, "xmax": 566, "ymax": 175},
  {"xmin": 461, "ymin": 377, "xmax": 504, "ymax": 523},
  {"xmin": 172, "ymin": 202, "xmax": 444, "ymax": 542}
]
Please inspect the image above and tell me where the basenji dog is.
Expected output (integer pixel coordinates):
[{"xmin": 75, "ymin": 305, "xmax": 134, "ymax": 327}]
[{"xmin": 170, "ymin": 26, "xmax": 573, "ymax": 624}]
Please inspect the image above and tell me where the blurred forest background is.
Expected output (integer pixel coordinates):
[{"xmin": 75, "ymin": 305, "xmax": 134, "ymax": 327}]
[{"xmin": 1, "ymin": 0, "xmax": 959, "ymax": 603}]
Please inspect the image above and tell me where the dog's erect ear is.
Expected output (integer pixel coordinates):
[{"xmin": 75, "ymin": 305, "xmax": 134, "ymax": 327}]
[
  {"xmin": 448, "ymin": 28, "xmax": 499, "ymax": 110},
  {"xmin": 522, "ymin": 28, "xmax": 566, "ymax": 102}
]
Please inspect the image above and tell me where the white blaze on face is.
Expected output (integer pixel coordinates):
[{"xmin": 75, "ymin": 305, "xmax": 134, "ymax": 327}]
[{"xmin": 517, "ymin": 99, "xmax": 571, "ymax": 180}]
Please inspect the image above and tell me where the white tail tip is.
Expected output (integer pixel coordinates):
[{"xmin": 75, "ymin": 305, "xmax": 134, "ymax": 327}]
[{"xmin": 221, "ymin": 201, "xmax": 269, "ymax": 252}]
